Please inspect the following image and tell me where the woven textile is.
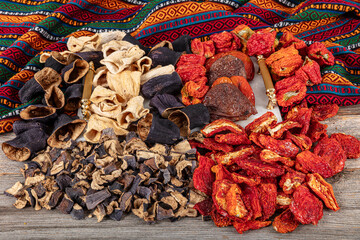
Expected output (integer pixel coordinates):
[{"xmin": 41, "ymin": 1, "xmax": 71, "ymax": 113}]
[{"xmin": 0, "ymin": 0, "xmax": 359, "ymax": 133}]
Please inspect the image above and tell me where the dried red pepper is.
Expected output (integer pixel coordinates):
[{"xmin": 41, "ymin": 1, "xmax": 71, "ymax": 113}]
[
  {"xmin": 245, "ymin": 112, "xmax": 277, "ymax": 135},
  {"xmin": 176, "ymin": 64, "xmax": 206, "ymax": 83},
  {"xmin": 191, "ymin": 38, "xmax": 216, "ymax": 58},
  {"xmin": 311, "ymin": 103, "xmax": 339, "ymax": 121},
  {"xmin": 330, "ymin": 133, "xmax": 360, "ymax": 159},
  {"xmin": 247, "ymin": 28, "xmax": 277, "ymax": 57},
  {"xmin": 273, "ymin": 208, "xmax": 300, "ymax": 233},
  {"xmin": 313, "ymin": 137, "xmax": 346, "ymax": 175},
  {"xmin": 307, "ymin": 173, "xmax": 340, "ymax": 211},
  {"xmin": 307, "ymin": 42, "xmax": 335, "ymax": 66},
  {"xmin": 279, "ymin": 31, "xmax": 307, "ymax": 54},
  {"xmin": 295, "ymin": 57, "xmax": 322, "ymax": 86},
  {"xmin": 193, "ymin": 155, "xmax": 216, "ymax": 196},
  {"xmin": 210, "ymin": 31, "xmax": 239, "ymax": 53},
  {"xmin": 231, "ymin": 24, "xmax": 255, "ymax": 53},
  {"xmin": 266, "ymin": 45, "xmax": 303, "ymax": 78},
  {"xmin": 276, "ymin": 78, "xmax": 307, "ymax": 107},
  {"xmin": 182, "ymin": 79, "xmax": 209, "ymax": 99},
  {"xmin": 295, "ymin": 150, "xmax": 334, "ymax": 178},
  {"xmin": 176, "ymin": 54, "xmax": 206, "ymax": 67},
  {"xmin": 258, "ymin": 134, "xmax": 299, "ymax": 158},
  {"xmin": 290, "ymin": 185, "xmax": 323, "ymax": 225},
  {"xmin": 201, "ymin": 119, "xmax": 245, "ymax": 137},
  {"xmin": 214, "ymin": 132, "xmax": 251, "ymax": 145}
]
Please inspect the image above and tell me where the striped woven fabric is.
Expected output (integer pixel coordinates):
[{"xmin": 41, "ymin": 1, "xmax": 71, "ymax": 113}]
[{"xmin": 0, "ymin": 0, "xmax": 359, "ymax": 133}]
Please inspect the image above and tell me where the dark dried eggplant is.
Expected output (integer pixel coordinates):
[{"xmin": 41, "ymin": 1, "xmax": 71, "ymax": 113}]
[
  {"xmin": 47, "ymin": 114, "xmax": 86, "ymax": 149},
  {"xmin": 149, "ymin": 93, "xmax": 184, "ymax": 118},
  {"xmin": 148, "ymin": 47, "xmax": 182, "ymax": 68},
  {"xmin": 172, "ymin": 34, "xmax": 192, "ymax": 54},
  {"xmin": 61, "ymin": 59, "xmax": 89, "ymax": 84},
  {"xmin": 208, "ymin": 55, "xmax": 246, "ymax": 85},
  {"xmin": 63, "ymin": 84, "xmax": 83, "ymax": 112},
  {"xmin": 19, "ymin": 105, "xmax": 57, "ymax": 122},
  {"xmin": 141, "ymin": 72, "xmax": 183, "ymax": 99},
  {"xmin": 19, "ymin": 78, "xmax": 45, "ymax": 104},
  {"xmin": 74, "ymin": 51, "xmax": 104, "ymax": 69},
  {"xmin": 137, "ymin": 113, "xmax": 180, "ymax": 145},
  {"xmin": 168, "ymin": 104, "xmax": 210, "ymax": 137},
  {"xmin": 123, "ymin": 33, "xmax": 150, "ymax": 54},
  {"xmin": 203, "ymin": 83, "xmax": 257, "ymax": 121},
  {"xmin": 2, "ymin": 127, "xmax": 49, "ymax": 161}
]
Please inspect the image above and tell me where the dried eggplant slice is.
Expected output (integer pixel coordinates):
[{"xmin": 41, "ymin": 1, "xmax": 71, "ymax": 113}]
[
  {"xmin": 20, "ymin": 105, "xmax": 57, "ymax": 123},
  {"xmin": 168, "ymin": 104, "xmax": 210, "ymax": 137},
  {"xmin": 63, "ymin": 84, "xmax": 83, "ymax": 112},
  {"xmin": 208, "ymin": 55, "xmax": 246, "ymax": 86},
  {"xmin": 2, "ymin": 128, "xmax": 49, "ymax": 161},
  {"xmin": 149, "ymin": 93, "xmax": 185, "ymax": 118},
  {"xmin": 141, "ymin": 72, "xmax": 183, "ymax": 99},
  {"xmin": 137, "ymin": 113, "xmax": 180, "ymax": 145},
  {"xmin": 47, "ymin": 114, "xmax": 86, "ymax": 148},
  {"xmin": 148, "ymin": 47, "xmax": 182, "ymax": 68},
  {"xmin": 61, "ymin": 59, "xmax": 90, "ymax": 84},
  {"xmin": 19, "ymin": 78, "xmax": 45, "ymax": 104},
  {"xmin": 203, "ymin": 83, "xmax": 257, "ymax": 121},
  {"xmin": 13, "ymin": 120, "xmax": 49, "ymax": 135},
  {"xmin": 172, "ymin": 34, "xmax": 192, "ymax": 54}
]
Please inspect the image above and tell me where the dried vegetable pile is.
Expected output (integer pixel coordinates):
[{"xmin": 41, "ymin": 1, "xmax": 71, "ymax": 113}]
[
  {"xmin": 2, "ymin": 23, "xmax": 360, "ymax": 235},
  {"xmin": 5, "ymin": 129, "xmax": 207, "ymax": 222},
  {"xmin": 191, "ymin": 103, "xmax": 360, "ymax": 234}
]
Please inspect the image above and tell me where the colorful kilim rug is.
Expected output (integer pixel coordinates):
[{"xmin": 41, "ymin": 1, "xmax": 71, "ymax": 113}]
[{"xmin": 0, "ymin": 0, "xmax": 359, "ymax": 133}]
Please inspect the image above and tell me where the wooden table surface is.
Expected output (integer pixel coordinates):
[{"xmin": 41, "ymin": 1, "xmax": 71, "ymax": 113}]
[{"xmin": 1, "ymin": 105, "xmax": 360, "ymax": 240}]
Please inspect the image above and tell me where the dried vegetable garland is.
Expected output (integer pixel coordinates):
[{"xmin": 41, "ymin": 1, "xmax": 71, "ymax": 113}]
[{"xmin": 2, "ymin": 23, "xmax": 360, "ymax": 236}]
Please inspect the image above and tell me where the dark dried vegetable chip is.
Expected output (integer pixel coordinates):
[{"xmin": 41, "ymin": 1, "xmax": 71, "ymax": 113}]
[{"xmin": 141, "ymin": 72, "xmax": 183, "ymax": 99}]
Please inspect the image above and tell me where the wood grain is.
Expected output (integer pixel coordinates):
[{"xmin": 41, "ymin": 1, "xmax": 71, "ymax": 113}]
[{"xmin": 1, "ymin": 106, "xmax": 360, "ymax": 239}]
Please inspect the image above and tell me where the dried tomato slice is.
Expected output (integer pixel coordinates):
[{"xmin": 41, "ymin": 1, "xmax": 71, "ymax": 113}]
[
  {"xmin": 201, "ymin": 119, "xmax": 245, "ymax": 137},
  {"xmin": 330, "ymin": 133, "xmax": 360, "ymax": 159},
  {"xmin": 311, "ymin": 104, "xmax": 339, "ymax": 121},
  {"xmin": 241, "ymin": 185, "xmax": 262, "ymax": 220},
  {"xmin": 214, "ymin": 132, "xmax": 251, "ymax": 145},
  {"xmin": 260, "ymin": 149, "xmax": 295, "ymax": 167},
  {"xmin": 245, "ymin": 112, "xmax": 277, "ymax": 135},
  {"xmin": 296, "ymin": 150, "xmax": 334, "ymax": 178},
  {"xmin": 225, "ymin": 183, "xmax": 248, "ymax": 219},
  {"xmin": 257, "ymin": 183, "xmax": 277, "ymax": 221},
  {"xmin": 290, "ymin": 185, "xmax": 323, "ymax": 225},
  {"xmin": 285, "ymin": 132, "xmax": 312, "ymax": 151},
  {"xmin": 214, "ymin": 147, "xmax": 254, "ymax": 165},
  {"xmin": 279, "ymin": 169, "xmax": 306, "ymax": 194},
  {"xmin": 273, "ymin": 208, "xmax": 300, "ymax": 233},
  {"xmin": 307, "ymin": 120, "xmax": 328, "ymax": 143},
  {"xmin": 313, "ymin": 137, "xmax": 346, "ymax": 175},
  {"xmin": 258, "ymin": 134, "xmax": 299, "ymax": 158},
  {"xmin": 193, "ymin": 155, "xmax": 216, "ymax": 195},
  {"xmin": 307, "ymin": 173, "xmax": 340, "ymax": 211},
  {"xmin": 193, "ymin": 198, "xmax": 213, "ymax": 216},
  {"xmin": 233, "ymin": 220, "xmax": 271, "ymax": 234},
  {"xmin": 210, "ymin": 208, "xmax": 233, "ymax": 227},
  {"xmin": 236, "ymin": 157, "xmax": 285, "ymax": 178}
]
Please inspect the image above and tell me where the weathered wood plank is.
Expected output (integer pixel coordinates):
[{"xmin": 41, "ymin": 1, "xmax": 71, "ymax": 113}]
[{"xmin": 1, "ymin": 106, "xmax": 360, "ymax": 239}]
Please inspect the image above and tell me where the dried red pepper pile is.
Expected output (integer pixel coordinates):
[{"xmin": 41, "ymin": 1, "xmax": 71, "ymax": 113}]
[{"xmin": 190, "ymin": 102, "xmax": 360, "ymax": 234}]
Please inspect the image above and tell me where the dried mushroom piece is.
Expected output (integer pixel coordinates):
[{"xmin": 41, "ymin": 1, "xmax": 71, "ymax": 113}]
[
  {"xmin": 137, "ymin": 113, "xmax": 180, "ymax": 145},
  {"xmin": 20, "ymin": 105, "xmax": 57, "ymax": 122}
]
